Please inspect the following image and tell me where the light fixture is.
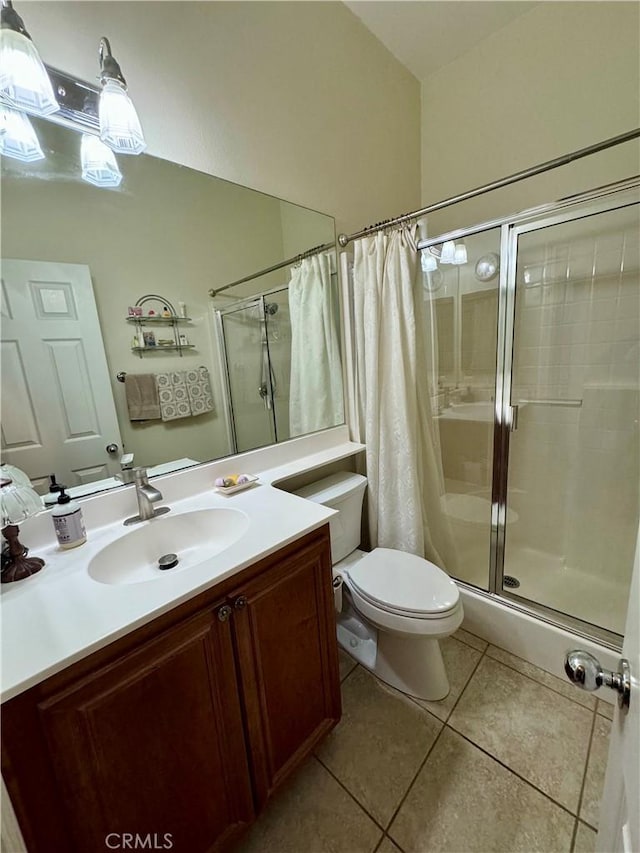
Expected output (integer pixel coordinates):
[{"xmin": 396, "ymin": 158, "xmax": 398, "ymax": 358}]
[
  {"xmin": 421, "ymin": 248, "xmax": 438, "ymax": 272},
  {"xmin": 440, "ymin": 240, "xmax": 456, "ymax": 264},
  {"xmin": 0, "ymin": 101, "xmax": 44, "ymax": 161},
  {"xmin": 452, "ymin": 240, "xmax": 468, "ymax": 265},
  {"xmin": 0, "ymin": 0, "xmax": 59, "ymax": 116},
  {"xmin": 81, "ymin": 132, "xmax": 122, "ymax": 187},
  {"xmin": 474, "ymin": 252, "xmax": 500, "ymax": 282},
  {"xmin": 98, "ymin": 36, "xmax": 146, "ymax": 154},
  {"xmin": 1, "ymin": 463, "xmax": 45, "ymax": 583}
]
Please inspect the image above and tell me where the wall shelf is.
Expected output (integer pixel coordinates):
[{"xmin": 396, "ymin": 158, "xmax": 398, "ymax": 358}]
[
  {"xmin": 126, "ymin": 293, "xmax": 195, "ymax": 358},
  {"xmin": 130, "ymin": 345, "xmax": 196, "ymax": 353}
]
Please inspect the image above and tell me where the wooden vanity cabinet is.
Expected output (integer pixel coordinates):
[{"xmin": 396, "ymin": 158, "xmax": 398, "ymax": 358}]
[{"xmin": 2, "ymin": 526, "xmax": 340, "ymax": 853}]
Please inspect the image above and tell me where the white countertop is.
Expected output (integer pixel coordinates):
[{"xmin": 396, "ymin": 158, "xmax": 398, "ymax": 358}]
[{"xmin": 1, "ymin": 434, "xmax": 364, "ymax": 702}]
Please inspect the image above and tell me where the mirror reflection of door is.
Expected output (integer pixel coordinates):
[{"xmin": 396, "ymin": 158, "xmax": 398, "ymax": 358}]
[{"xmin": 1, "ymin": 259, "xmax": 123, "ymax": 493}]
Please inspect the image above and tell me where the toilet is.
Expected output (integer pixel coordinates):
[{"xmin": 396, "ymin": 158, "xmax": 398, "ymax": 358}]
[{"xmin": 295, "ymin": 472, "xmax": 463, "ymax": 701}]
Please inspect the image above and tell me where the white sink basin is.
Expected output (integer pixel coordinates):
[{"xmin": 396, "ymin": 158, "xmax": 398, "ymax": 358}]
[{"xmin": 88, "ymin": 508, "xmax": 250, "ymax": 585}]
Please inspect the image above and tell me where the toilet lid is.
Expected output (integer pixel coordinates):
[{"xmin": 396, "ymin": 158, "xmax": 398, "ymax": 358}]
[{"xmin": 347, "ymin": 548, "xmax": 459, "ymax": 616}]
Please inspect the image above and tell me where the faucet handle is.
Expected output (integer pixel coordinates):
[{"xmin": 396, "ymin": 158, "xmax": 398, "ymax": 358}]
[
  {"xmin": 132, "ymin": 466, "xmax": 149, "ymax": 485},
  {"xmin": 120, "ymin": 452, "xmax": 134, "ymax": 470}
]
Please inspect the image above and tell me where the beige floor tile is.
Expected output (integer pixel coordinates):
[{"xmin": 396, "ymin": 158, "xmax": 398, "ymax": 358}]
[
  {"xmin": 486, "ymin": 644, "xmax": 596, "ymax": 710},
  {"xmin": 316, "ymin": 667, "xmax": 442, "ymax": 827},
  {"xmin": 449, "ymin": 656, "xmax": 592, "ymax": 812},
  {"xmin": 573, "ymin": 821, "xmax": 597, "ymax": 853},
  {"xmin": 389, "ymin": 728, "xmax": 574, "ymax": 853},
  {"xmin": 377, "ymin": 837, "xmax": 402, "ymax": 853},
  {"xmin": 454, "ymin": 627, "xmax": 488, "ymax": 652},
  {"xmin": 597, "ymin": 699, "xmax": 615, "ymax": 720},
  {"xmin": 338, "ymin": 648, "xmax": 357, "ymax": 682},
  {"xmin": 412, "ymin": 636, "xmax": 482, "ymax": 722},
  {"xmin": 580, "ymin": 715, "xmax": 611, "ymax": 829},
  {"xmin": 237, "ymin": 757, "xmax": 382, "ymax": 853}
]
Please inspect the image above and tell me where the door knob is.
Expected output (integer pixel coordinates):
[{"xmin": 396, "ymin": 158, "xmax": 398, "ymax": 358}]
[
  {"xmin": 564, "ymin": 650, "xmax": 630, "ymax": 711},
  {"xmin": 234, "ymin": 596, "xmax": 247, "ymax": 610},
  {"xmin": 105, "ymin": 444, "xmax": 119, "ymax": 454}
]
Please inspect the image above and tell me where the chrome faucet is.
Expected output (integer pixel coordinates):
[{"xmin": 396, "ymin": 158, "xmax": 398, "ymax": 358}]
[{"xmin": 123, "ymin": 467, "xmax": 170, "ymax": 526}]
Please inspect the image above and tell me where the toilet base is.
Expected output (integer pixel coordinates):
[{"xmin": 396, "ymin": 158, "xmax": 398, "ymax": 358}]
[
  {"xmin": 374, "ymin": 633, "xmax": 450, "ymax": 701},
  {"xmin": 336, "ymin": 610, "xmax": 451, "ymax": 701}
]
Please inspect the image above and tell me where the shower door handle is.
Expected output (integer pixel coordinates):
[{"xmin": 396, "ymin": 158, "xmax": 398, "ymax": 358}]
[
  {"xmin": 564, "ymin": 650, "xmax": 630, "ymax": 711},
  {"xmin": 509, "ymin": 405, "xmax": 519, "ymax": 431}
]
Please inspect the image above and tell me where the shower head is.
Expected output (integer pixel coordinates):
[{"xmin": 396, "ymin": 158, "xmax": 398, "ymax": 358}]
[{"xmin": 264, "ymin": 302, "xmax": 278, "ymax": 315}]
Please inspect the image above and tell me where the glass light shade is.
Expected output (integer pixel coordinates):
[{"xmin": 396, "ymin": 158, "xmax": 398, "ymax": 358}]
[
  {"xmin": 0, "ymin": 465, "xmax": 43, "ymax": 526},
  {"xmin": 81, "ymin": 133, "xmax": 123, "ymax": 188},
  {"xmin": 421, "ymin": 249, "xmax": 438, "ymax": 272},
  {"xmin": 452, "ymin": 244, "xmax": 468, "ymax": 265},
  {"xmin": 99, "ymin": 79, "xmax": 146, "ymax": 154},
  {"xmin": 0, "ymin": 103, "xmax": 44, "ymax": 162},
  {"xmin": 0, "ymin": 28, "xmax": 59, "ymax": 116},
  {"xmin": 440, "ymin": 240, "xmax": 456, "ymax": 264}
]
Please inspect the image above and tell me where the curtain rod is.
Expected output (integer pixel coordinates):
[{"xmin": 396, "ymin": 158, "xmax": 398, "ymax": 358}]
[
  {"xmin": 337, "ymin": 128, "xmax": 640, "ymax": 247},
  {"xmin": 209, "ymin": 241, "xmax": 335, "ymax": 297}
]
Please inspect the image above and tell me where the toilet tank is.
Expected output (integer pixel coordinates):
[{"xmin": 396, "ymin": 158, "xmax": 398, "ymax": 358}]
[{"xmin": 294, "ymin": 472, "xmax": 367, "ymax": 564}]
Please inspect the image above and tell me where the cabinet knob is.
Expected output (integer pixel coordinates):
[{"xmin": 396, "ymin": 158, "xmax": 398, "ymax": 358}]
[
  {"xmin": 234, "ymin": 596, "xmax": 247, "ymax": 610},
  {"xmin": 217, "ymin": 605, "xmax": 233, "ymax": 622}
]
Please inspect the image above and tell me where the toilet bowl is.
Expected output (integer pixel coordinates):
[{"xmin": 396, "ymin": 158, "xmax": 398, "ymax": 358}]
[{"xmin": 295, "ymin": 473, "xmax": 463, "ymax": 701}]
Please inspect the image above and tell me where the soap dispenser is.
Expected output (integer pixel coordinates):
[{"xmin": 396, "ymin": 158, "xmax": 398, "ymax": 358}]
[
  {"xmin": 43, "ymin": 473, "xmax": 64, "ymax": 507},
  {"xmin": 51, "ymin": 487, "xmax": 87, "ymax": 549}
]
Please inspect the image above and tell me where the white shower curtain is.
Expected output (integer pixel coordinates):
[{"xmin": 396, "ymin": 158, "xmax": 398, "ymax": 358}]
[
  {"xmin": 288, "ymin": 252, "xmax": 344, "ymax": 437},
  {"xmin": 352, "ymin": 228, "xmax": 457, "ymax": 571}
]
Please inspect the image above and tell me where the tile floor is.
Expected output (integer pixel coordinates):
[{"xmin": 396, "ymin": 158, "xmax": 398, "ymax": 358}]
[{"xmin": 237, "ymin": 629, "xmax": 612, "ymax": 853}]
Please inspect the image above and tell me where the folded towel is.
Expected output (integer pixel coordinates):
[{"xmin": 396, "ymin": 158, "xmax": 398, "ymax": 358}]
[
  {"xmin": 184, "ymin": 366, "xmax": 214, "ymax": 417},
  {"xmin": 156, "ymin": 371, "xmax": 191, "ymax": 421},
  {"xmin": 125, "ymin": 374, "xmax": 161, "ymax": 421}
]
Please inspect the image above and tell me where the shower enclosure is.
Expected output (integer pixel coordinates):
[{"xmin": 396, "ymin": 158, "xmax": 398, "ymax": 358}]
[
  {"xmin": 215, "ymin": 289, "xmax": 291, "ymax": 454},
  {"xmin": 424, "ymin": 178, "xmax": 639, "ymax": 646}
]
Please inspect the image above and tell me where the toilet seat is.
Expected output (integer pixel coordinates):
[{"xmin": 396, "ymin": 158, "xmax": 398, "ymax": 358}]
[{"xmin": 346, "ymin": 547, "xmax": 460, "ymax": 619}]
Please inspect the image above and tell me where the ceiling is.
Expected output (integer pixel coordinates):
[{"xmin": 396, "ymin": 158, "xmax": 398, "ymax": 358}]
[{"xmin": 344, "ymin": 1, "xmax": 538, "ymax": 81}]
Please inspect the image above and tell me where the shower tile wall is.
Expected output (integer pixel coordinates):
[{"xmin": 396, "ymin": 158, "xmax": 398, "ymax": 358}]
[{"xmin": 508, "ymin": 210, "xmax": 639, "ymax": 631}]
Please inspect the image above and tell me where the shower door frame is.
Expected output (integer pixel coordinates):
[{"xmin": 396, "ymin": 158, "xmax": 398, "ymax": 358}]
[
  {"xmin": 214, "ymin": 285, "xmax": 288, "ymax": 455},
  {"xmin": 420, "ymin": 176, "xmax": 640, "ymax": 651}
]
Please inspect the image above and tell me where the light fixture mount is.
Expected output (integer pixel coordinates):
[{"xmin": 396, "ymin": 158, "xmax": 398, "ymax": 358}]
[
  {"xmin": 98, "ymin": 36, "xmax": 126, "ymax": 87},
  {"xmin": 1, "ymin": 0, "xmax": 30, "ymax": 40},
  {"xmin": 44, "ymin": 66, "xmax": 100, "ymax": 134}
]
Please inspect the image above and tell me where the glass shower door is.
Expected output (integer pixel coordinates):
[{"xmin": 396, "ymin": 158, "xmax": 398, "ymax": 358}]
[
  {"xmin": 219, "ymin": 299, "xmax": 277, "ymax": 453},
  {"xmin": 502, "ymin": 200, "xmax": 640, "ymax": 636}
]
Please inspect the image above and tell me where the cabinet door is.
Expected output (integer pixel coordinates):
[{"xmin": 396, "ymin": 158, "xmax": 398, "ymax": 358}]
[
  {"xmin": 231, "ymin": 531, "xmax": 341, "ymax": 805},
  {"xmin": 37, "ymin": 607, "xmax": 254, "ymax": 853}
]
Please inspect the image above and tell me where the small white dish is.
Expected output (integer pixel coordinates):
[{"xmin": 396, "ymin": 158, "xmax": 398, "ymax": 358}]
[{"xmin": 215, "ymin": 475, "xmax": 259, "ymax": 495}]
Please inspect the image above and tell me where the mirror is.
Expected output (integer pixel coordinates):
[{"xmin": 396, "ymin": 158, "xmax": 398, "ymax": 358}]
[{"xmin": 1, "ymin": 118, "xmax": 343, "ymax": 499}]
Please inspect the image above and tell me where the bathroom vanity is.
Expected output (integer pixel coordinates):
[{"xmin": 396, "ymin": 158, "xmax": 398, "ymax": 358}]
[
  {"xmin": 2, "ymin": 526, "xmax": 339, "ymax": 852},
  {"xmin": 0, "ymin": 434, "xmax": 365, "ymax": 853}
]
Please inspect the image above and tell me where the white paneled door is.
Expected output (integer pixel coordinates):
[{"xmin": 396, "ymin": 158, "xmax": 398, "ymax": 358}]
[
  {"xmin": 1, "ymin": 259, "xmax": 122, "ymax": 491},
  {"xmin": 597, "ymin": 527, "xmax": 640, "ymax": 853}
]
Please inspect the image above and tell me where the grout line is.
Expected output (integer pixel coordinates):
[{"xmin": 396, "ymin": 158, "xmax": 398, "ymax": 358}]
[
  {"xmin": 573, "ymin": 707, "xmax": 598, "ymax": 840},
  {"xmin": 453, "ymin": 630, "xmax": 489, "ymax": 654},
  {"xmin": 313, "ymin": 755, "xmax": 387, "ymax": 836},
  {"xmin": 371, "ymin": 831, "xmax": 386, "ymax": 853},
  {"xmin": 447, "ymin": 725, "xmax": 586, "ymax": 821},
  {"xmin": 569, "ymin": 816, "xmax": 579, "ymax": 853},
  {"xmin": 484, "ymin": 646, "xmax": 598, "ymax": 712},
  {"xmin": 340, "ymin": 658, "xmax": 358, "ymax": 683},
  {"xmin": 340, "ymin": 660, "xmax": 360, "ymax": 686},
  {"xmin": 406, "ymin": 639, "xmax": 487, "ymax": 724},
  {"xmin": 383, "ymin": 724, "xmax": 446, "ymax": 835}
]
